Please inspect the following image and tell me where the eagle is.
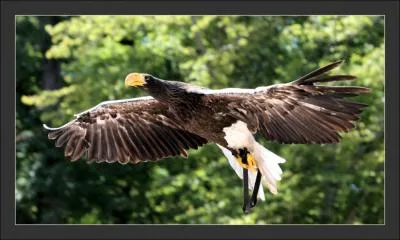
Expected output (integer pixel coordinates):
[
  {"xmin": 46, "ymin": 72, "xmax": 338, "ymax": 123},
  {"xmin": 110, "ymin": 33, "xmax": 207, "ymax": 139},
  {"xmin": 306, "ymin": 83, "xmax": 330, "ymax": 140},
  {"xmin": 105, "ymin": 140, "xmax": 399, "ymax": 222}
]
[{"xmin": 43, "ymin": 60, "xmax": 370, "ymax": 213}]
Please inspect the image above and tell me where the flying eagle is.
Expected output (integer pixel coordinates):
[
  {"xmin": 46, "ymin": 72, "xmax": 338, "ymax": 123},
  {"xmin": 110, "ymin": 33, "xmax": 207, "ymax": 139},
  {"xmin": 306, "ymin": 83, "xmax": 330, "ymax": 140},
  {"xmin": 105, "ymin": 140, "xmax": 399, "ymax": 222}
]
[{"xmin": 43, "ymin": 60, "xmax": 370, "ymax": 213}]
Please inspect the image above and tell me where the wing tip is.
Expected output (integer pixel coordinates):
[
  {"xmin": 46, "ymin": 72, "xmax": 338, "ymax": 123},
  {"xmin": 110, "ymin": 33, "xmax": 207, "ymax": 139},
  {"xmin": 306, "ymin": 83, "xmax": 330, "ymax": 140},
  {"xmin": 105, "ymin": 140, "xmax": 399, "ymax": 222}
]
[
  {"xmin": 42, "ymin": 120, "xmax": 76, "ymax": 131},
  {"xmin": 328, "ymin": 59, "xmax": 345, "ymax": 69},
  {"xmin": 334, "ymin": 59, "xmax": 344, "ymax": 65},
  {"xmin": 43, "ymin": 123, "xmax": 52, "ymax": 130},
  {"xmin": 359, "ymin": 87, "xmax": 372, "ymax": 93},
  {"xmin": 292, "ymin": 59, "xmax": 346, "ymax": 85}
]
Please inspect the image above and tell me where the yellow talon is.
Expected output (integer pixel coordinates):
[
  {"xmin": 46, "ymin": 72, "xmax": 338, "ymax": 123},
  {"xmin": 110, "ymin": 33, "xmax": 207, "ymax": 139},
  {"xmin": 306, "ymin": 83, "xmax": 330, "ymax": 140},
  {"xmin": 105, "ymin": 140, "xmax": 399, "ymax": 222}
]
[
  {"xmin": 235, "ymin": 156, "xmax": 245, "ymax": 168},
  {"xmin": 235, "ymin": 153, "xmax": 257, "ymax": 172},
  {"xmin": 247, "ymin": 153, "xmax": 257, "ymax": 172}
]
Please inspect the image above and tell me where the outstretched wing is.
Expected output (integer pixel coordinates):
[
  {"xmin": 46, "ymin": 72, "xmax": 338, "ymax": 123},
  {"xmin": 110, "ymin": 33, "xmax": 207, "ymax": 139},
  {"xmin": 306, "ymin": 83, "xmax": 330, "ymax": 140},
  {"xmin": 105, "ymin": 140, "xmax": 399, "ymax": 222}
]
[
  {"xmin": 205, "ymin": 60, "xmax": 370, "ymax": 144},
  {"xmin": 43, "ymin": 96, "xmax": 208, "ymax": 164}
]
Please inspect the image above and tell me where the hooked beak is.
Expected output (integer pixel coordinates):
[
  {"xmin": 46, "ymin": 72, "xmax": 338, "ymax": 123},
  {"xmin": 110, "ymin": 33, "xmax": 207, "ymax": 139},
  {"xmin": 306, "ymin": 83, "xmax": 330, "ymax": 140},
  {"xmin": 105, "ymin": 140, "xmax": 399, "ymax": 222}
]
[{"xmin": 125, "ymin": 73, "xmax": 145, "ymax": 87}]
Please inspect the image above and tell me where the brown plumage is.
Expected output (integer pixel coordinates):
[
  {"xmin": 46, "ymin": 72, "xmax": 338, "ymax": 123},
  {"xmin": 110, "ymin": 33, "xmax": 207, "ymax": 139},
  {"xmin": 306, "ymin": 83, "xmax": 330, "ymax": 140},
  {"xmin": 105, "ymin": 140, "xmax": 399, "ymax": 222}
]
[
  {"xmin": 46, "ymin": 98, "xmax": 208, "ymax": 163},
  {"xmin": 44, "ymin": 60, "xmax": 370, "ymax": 164}
]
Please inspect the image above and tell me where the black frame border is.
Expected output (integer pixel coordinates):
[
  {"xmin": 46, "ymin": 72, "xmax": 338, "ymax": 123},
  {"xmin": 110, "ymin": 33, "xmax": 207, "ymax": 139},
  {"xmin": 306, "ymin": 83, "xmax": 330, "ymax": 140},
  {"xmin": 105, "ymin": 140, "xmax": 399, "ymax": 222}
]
[{"xmin": 2, "ymin": 1, "xmax": 399, "ymax": 239}]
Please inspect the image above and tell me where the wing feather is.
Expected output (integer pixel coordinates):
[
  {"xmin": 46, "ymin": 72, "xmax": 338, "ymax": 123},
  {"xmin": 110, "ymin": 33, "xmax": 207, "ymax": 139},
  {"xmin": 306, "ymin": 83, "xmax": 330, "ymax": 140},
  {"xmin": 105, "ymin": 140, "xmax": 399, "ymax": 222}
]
[
  {"xmin": 133, "ymin": 120, "xmax": 158, "ymax": 159},
  {"xmin": 124, "ymin": 120, "xmax": 149, "ymax": 161},
  {"xmin": 72, "ymin": 137, "xmax": 88, "ymax": 161},
  {"xmin": 115, "ymin": 123, "xmax": 139, "ymax": 162},
  {"xmin": 144, "ymin": 125, "xmax": 170, "ymax": 158},
  {"xmin": 55, "ymin": 129, "xmax": 72, "ymax": 147},
  {"xmin": 104, "ymin": 123, "xmax": 116, "ymax": 162},
  {"xmin": 44, "ymin": 98, "xmax": 208, "ymax": 164},
  {"xmin": 87, "ymin": 124, "xmax": 97, "ymax": 161},
  {"xmin": 96, "ymin": 125, "xmax": 106, "ymax": 162},
  {"xmin": 207, "ymin": 61, "xmax": 370, "ymax": 144}
]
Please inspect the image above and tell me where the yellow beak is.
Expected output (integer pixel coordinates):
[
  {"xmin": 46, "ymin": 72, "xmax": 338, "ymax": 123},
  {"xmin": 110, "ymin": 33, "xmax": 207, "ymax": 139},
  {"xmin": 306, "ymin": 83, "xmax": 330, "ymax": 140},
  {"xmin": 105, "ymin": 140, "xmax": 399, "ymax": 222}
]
[{"xmin": 125, "ymin": 73, "xmax": 145, "ymax": 87}]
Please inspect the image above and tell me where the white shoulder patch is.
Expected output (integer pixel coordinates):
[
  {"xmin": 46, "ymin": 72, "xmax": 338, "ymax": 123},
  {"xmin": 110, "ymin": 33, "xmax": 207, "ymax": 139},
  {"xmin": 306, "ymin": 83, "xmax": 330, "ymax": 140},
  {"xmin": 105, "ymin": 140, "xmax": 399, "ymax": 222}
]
[
  {"xmin": 199, "ymin": 88, "xmax": 255, "ymax": 95},
  {"xmin": 74, "ymin": 96, "xmax": 154, "ymax": 117},
  {"xmin": 43, "ymin": 96, "xmax": 154, "ymax": 130},
  {"xmin": 222, "ymin": 120, "xmax": 255, "ymax": 151}
]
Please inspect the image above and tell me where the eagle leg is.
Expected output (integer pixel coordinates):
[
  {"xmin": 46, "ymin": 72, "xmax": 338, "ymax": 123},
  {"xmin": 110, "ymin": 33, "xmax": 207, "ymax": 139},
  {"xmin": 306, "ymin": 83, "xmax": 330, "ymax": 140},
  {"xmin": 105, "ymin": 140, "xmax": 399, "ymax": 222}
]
[
  {"xmin": 242, "ymin": 167, "xmax": 250, "ymax": 214},
  {"xmin": 239, "ymin": 148, "xmax": 251, "ymax": 214},
  {"xmin": 249, "ymin": 169, "xmax": 262, "ymax": 208}
]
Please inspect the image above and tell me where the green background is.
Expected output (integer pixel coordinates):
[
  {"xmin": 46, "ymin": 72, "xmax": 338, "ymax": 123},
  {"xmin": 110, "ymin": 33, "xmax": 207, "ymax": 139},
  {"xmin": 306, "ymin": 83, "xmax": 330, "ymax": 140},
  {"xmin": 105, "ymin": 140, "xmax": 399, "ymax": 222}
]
[{"xmin": 16, "ymin": 16, "xmax": 384, "ymax": 224}]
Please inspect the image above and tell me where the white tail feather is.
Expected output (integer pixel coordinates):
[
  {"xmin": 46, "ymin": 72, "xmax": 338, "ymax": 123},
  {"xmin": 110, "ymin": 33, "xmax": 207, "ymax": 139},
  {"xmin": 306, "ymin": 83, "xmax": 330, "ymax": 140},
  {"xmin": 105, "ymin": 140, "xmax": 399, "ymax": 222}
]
[
  {"xmin": 217, "ymin": 141, "xmax": 286, "ymax": 197},
  {"xmin": 217, "ymin": 144, "xmax": 265, "ymax": 201},
  {"xmin": 253, "ymin": 142, "xmax": 286, "ymax": 195}
]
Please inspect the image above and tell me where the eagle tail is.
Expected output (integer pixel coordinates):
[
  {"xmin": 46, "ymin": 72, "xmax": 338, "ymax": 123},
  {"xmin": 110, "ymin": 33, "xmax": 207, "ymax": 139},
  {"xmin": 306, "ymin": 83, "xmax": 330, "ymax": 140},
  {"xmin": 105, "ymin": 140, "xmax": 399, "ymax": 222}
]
[
  {"xmin": 217, "ymin": 144, "xmax": 266, "ymax": 201},
  {"xmin": 217, "ymin": 142, "xmax": 286, "ymax": 197},
  {"xmin": 253, "ymin": 142, "xmax": 286, "ymax": 195}
]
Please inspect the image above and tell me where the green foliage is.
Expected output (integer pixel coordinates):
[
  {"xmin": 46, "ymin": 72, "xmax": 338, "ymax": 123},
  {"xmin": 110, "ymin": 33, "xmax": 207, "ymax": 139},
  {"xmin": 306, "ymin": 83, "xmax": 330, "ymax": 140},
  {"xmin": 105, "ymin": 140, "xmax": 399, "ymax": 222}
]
[{"xmin": 16, "ymin": 16, "xmax": 384, "ymax": 224}]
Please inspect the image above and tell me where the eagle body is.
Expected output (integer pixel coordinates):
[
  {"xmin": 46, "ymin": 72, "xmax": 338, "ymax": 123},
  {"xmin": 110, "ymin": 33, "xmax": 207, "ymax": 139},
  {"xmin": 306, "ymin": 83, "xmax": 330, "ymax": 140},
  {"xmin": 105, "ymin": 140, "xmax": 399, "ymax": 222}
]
[
  {"xmin": 138, "ymin": 78, "xmax": 265, "ymax": 147},
  {"xmin": 172, "ymin": 96, "xmax": 241, "ymax": 148},
  {"xmin": 44, "ymin": 60, "xmax": 370, "ymax": 202}
]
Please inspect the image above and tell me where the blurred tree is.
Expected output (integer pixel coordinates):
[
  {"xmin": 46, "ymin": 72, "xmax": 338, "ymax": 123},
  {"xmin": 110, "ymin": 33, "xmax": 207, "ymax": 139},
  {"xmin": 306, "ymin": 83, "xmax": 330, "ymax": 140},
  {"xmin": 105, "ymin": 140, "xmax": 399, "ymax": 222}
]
[{"xmin": 17, "ymin": 16, "xmax": 384, "ymax": 224}]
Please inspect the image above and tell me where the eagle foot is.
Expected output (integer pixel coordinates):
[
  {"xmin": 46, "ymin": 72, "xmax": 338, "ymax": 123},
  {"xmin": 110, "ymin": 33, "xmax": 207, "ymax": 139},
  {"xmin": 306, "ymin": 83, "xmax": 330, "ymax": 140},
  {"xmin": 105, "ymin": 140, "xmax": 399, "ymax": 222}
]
[{"xmin": 234, "ymin": 148, "xmax": 257, "ymax": 172}]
